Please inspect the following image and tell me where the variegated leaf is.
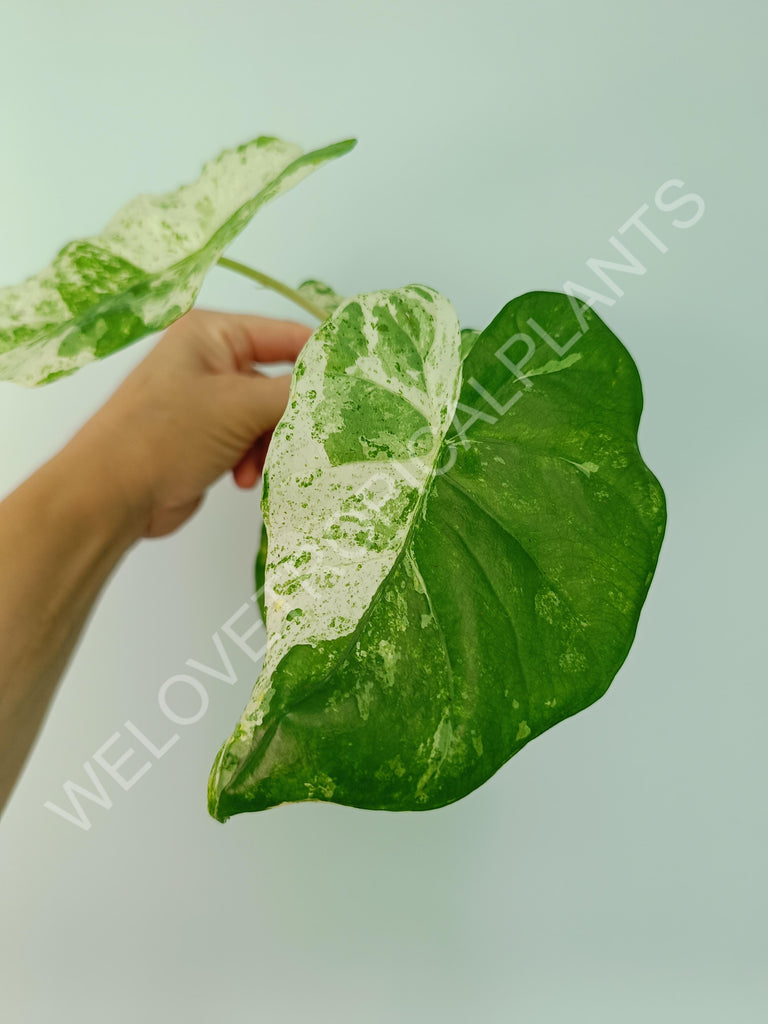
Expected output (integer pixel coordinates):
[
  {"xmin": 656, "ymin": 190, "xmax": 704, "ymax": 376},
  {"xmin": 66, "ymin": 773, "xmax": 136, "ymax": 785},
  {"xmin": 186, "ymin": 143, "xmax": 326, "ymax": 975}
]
[
  {"xmin": 0, "ymin": 136, "xmax": 356, "ymax": 386},
  {"xmin": 295, "ymin": 278, "xmax": 344, "ymax": 319},
  {"xmin": 209, "ymin": 289, "xmax": 665, "ymax": 820}
]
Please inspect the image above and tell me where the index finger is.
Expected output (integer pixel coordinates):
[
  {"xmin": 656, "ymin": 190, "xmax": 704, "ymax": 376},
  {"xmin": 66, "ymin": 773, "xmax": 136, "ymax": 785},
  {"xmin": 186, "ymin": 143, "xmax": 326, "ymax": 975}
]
[{"xmin": 197, "ymin": 308, "xmax": 315, "ymax": 365}]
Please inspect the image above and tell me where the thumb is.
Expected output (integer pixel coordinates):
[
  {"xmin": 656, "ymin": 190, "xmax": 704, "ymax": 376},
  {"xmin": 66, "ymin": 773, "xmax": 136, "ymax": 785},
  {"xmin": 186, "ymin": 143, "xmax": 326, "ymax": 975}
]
[{"xmin": 229, "ymin": 372, "xmax": 294, "ymax": 440}]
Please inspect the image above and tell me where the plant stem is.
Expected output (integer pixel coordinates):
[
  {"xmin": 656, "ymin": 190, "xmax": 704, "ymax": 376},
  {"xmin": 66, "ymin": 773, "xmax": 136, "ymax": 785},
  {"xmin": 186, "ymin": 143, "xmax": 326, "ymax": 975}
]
[{"xmin": 216, "ymin": 256, "xmax": 326, "ymax": 321}]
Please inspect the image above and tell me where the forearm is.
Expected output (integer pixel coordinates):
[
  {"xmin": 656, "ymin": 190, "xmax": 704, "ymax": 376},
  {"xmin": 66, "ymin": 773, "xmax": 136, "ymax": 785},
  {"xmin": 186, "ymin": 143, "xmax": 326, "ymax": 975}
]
[
  {"xmin": 0, "ymin": 428, "xmax": 142, "ymax": 813},
  {"xmin": 0, "ymin": 309, "xmax": 303, "ymax": 817}
]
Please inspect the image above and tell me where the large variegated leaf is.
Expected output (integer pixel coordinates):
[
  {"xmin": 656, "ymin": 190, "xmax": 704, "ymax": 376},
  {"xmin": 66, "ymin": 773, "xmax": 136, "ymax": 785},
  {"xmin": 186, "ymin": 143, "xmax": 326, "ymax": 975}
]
[
  {"xmin": 209, "ymin": 288, "xmax": 666, "ymax": 820},
  {"xmin": 0, "ymin": 136, "xmax": 355, "ymax": 387}
]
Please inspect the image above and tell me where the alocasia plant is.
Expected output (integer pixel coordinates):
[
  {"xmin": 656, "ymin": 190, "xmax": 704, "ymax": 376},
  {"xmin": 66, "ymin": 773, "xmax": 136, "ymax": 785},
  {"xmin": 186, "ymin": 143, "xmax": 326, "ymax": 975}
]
[{"xmin": 0, "ymin": 134, "xmax": 666, "ymax": 820}]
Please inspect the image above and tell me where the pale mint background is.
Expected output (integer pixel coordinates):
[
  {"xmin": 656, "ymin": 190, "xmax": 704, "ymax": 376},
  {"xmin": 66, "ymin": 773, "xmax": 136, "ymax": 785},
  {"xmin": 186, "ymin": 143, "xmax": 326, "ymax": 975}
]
[{"xmin": 1, "ymin": 1, "xmax": 766, "ymax": 1021}]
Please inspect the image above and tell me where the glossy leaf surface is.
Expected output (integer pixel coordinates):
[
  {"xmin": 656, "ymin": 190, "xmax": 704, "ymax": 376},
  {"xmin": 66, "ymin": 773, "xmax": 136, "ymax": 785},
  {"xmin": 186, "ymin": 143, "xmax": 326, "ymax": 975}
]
[{"xmin": 209, "ymin": 288, "xmax": 665, "ymax": 819}]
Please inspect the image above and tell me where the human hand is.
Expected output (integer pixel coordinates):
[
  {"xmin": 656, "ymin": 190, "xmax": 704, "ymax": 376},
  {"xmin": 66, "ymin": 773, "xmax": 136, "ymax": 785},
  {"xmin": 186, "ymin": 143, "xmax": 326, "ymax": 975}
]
[{"xmin": 76, "ymin": 307, "xmax": 312, "ymax": 538}]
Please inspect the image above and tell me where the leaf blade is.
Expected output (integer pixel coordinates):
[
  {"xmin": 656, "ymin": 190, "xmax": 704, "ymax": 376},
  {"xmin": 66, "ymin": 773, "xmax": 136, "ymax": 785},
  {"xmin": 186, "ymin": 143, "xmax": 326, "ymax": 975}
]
[
  {"xmin": 0, "ymin": 136, "xmax": 356, "ymax": 386},
  {"xmin": 209, "ymin": 289, "xmax": 666, "ymax": 820}
]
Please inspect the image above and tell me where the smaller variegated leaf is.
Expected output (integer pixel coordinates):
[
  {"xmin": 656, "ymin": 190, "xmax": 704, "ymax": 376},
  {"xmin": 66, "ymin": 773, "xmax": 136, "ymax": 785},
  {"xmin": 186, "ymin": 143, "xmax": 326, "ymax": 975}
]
[
  {"xmin": 0, "ymin": 136, "xmax": 356, "ymax": 387},
  {"xmin": 295, "ymin": 279, "xmax": 345, "ymax": 319}
]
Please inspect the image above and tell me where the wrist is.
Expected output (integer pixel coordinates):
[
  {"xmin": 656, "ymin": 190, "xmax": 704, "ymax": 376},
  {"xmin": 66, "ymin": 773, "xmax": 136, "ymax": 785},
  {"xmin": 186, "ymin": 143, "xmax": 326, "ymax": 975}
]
[{"xmin": 58, "ymin": 419, "xmax": 153, "ymax": 549}]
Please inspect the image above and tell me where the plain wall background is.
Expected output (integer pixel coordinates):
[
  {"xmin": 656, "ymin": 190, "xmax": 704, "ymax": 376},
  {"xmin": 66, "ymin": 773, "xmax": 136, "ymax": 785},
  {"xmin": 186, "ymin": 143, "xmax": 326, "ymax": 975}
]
[{"xmin": 1, "ymin": 1, "xmax": 766, "ymax": 1020}]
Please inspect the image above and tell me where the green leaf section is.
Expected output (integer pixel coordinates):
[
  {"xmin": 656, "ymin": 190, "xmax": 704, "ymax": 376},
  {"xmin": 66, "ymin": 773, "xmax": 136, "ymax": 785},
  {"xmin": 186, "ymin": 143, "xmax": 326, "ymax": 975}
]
[
  {"xmin": 0, "ymin": 136, "xmax": 356, "ymax": 386},
  {"xmin": 254, "ymin": 522, "xmax": 269, "ymax": 626},
  {"xmin": 209, "ymin": 288, "xmax": 665, "ymax": 821},
  {"xmin": 460, "ymin": 326, "xmax": 480, "ymax": 359}
]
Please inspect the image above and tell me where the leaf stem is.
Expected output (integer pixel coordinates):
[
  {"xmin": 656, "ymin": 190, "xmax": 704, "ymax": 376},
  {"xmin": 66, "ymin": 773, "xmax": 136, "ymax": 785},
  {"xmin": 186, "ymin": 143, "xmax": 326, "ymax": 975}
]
[{"xmin": 216, "ymin": 256, "xmax": 326, "ymax": 321}]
